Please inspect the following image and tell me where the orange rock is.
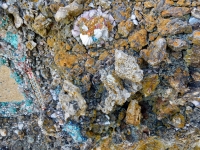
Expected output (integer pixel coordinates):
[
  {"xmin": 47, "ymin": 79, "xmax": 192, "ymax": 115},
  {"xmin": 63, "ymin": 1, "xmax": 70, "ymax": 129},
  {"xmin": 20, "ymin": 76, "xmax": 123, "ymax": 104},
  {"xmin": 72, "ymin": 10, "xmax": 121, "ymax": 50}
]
[
  {"xmin": 54, "ymin": 50, "xmax": 78, "ymax": 68},
  {"xmin": 47, "ymin": 37, "xmax": 55, "ymax": 47},
  {"xmin": 65, "ymin": 42, "xmax": 71, "ymax": 51},
  {"xmin": 144, "ymin": 1, "xmax": 155, "ymax": 8},
  {"xmin": 128, "ymin": 29, "xmax": 147, "ymax": 51},
  {"xmin": 192, "ymin": 30, "xmax": 200, "ymax": 46},
  {"xmin": 118, "ymin": 20, "xmax": 134, "ymax": 37},
  {"xmin": 149, "ymin": 31, "xmax": 158, "ymax": 41},
  {"xmin": 177, "ymin": 0, "xmax": 191, "ymax": 6},
  {"xmin": 165, "ymin": 0, "xmax": 174, "ymax": 5},
  {"xmin": 157, "ymin": 18, "xmax": 192, "ymax": 36},
  {"xmin": 167, "ymin": 38, "xmax": 188, "ymax": 51},
  {"xmin": 114, "ymin": 39, "xmax": 129, "ymax": 49},
  {"xmin": 85, "ymin": 58, "xmax": 95, "ymax": 67},
  {"xmin": 161, "ymin": 7, "xmax": 191, "ymax": 17},
  {"xmin": 144, "ymin": 13, "xmax": 157, "ymax": 32},
  {"xmin": 126, "ymin": 100, "xmax": 141, "ymax": 126},
  {"xmin": 99, "ymin": 51, "xmax": 109, "ymax": 61},
  {"xmin": 142, "ymin": 74, "xmax": 160, "ymax": 97}
]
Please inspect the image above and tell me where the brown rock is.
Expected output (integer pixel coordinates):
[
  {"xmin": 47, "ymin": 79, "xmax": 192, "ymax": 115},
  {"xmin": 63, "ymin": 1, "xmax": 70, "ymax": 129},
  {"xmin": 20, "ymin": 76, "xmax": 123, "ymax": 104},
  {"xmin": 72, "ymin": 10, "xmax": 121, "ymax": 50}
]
[
  {"xmin": 54, "ymin": 50, "xmax": 78, "ymax": 68},
  {"xmin": 114, "ymin": 39, "xmax": 129, "ymax": 49},
  {"xmin": 192, "ymin": 72, "xmax": 200, "ymax": 81},
  {"xmin": 99, "ymin": 51, "xmax": 109, "ymax": 61},
  {"xmin": 192, "ymin": 30, "xmax": 200, "ymax": 46},
  {"xmin": 168, "ymin": 68, "xmax": 189, "ymax": 94},
  {"xmin": 32, "ymin": 14, "xmax": 52, "ymax": 37},
  {"xmin": 167, "ymin": 38, "xmax": 188, "ymax": 51},
  {"xmin": 144, "ymin": 1, "xmax": 155, "ymax": 8},
  {"xmin": 149, "ymin": 31, "xmax": 158, "ymax": 41},
  {"xmin": 177, "ymin": 0, "xmax": 191, "ymax": 6},
  {"xmin": 184, "ymin": 46, "xmax": 200, "ymax": 67},
  {"xmin": 144, "ymin": 13, "xmax": 157, "ymax": 32},
  {"xmin": 128, "ymin": 29, "xmax": 148, "ymax": 51},
  {"xmin": 161, "ymin": 7, "xmax": 190, "ymax": 17},
  {"xmin": 26, "ymin": 41, "xmax": 36, "ymax": 50},
  {"xmin": 72, "ymin": 44, "xmax": 86, "ymax": 53},
  {"xmin": 142, "ymin": 74, "xmax": 160, "ymax": 97},
  {"xmin": 157, "ymin": 18, "xmax": 192, "ymax": 36},
  {"xmin": 172, "ymin": 113, "xmax": 185, "ymax": 128},
  {"xmin": 140, "ymin": 37, "xmax": 168, "ymax": 67},
  {"xmin": 85, "ymin": 58, "xmax": 96, "ymax": 74},
  {"xmin": 47, "ymin": 37, "xmax": 56, "ymax": 47},
  {"xmin": 50, "ymin": 3, "xmax": 64, "ymax": 13},
  {"xmin": 118, "ymin": 20, "xmax": 134, "ymax": 37},
  {"xmin": 126, "ymin": 100, "xmax": 141, "ymax": 126},
  {"xmin": 154, "ymin": 98, "xmax": 180, "ymax": 120}
]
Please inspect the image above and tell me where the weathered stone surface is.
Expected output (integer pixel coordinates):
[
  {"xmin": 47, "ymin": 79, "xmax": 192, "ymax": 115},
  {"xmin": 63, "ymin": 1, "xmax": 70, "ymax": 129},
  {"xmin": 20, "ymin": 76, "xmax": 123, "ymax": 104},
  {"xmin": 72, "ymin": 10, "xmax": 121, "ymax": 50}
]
[
  {"xmin": 115, "ymin": 50, "xmax": 143, "ymax": 83},
  {"xmin": 192, "ymin": 30, "xmax": 200, "ymax": 46},
  {"xmin": 99, "ymin": 70, "xmax": 131, "ymax": 114},
  {"xmin": 140, "ymin": 37, "xmax": 168, "ymax": 67},
  {"xmin": 55, "ymin": 1, "xmax": 83, "ymax": 22},
  {"xmin": 126, "ymin": 100, "xmax": 141, "ymax": 126},
  {"xmin": 184, "ymin": 46, "xmax": 200, "ymax": 67},
  {"xmin": 172, "ymin": 113, "xmax": 185, "ymax": 128},
  {"xmin": 72, "ymin": 44, "xmax": 86, "ymax": 53},
  {"xmin": 54, "ymin": 50, "xmax": 78, "ymax": 68},
  {"xmin": 168, "ymin": 68, "xmax": 189, "ymax": 94},
  {"xmin": 118, "ymin": 20, "xmax": 134, "ymax": 37},
  {"xmin": 26, "ymin": 41, "xmax": 37, "ymax": 50},
  {"xmin": 192, "ymin": 72, "xmax": 200, "ymax": 81},
  {"xmin": 167, "ymin": 38, "xmax": 188, "ymax": 51},
  {"xmin": 161, "ymin": 7, "xmax": 191, "ymax": 17},
  {"xmin": 144, "ymin": 13, "xmax": 157, "ymax": 32},
  {"xmin": 142, "ymin": 74, "xmax": 160, "ymax": 97},
  {"xmin": 32, "ymin": 14, "xmax": 52, "ymax": 37},
  {"xmin": 157, "ymin": 18, "xmax": 192, "ymax": 36},
  {"xmin": 0, "ymin": 66, "xmax": 24, "ymax": 102},
  {"xmin": 128, "ymin": 29, "xmax": 148, "ymax": 51},
  {"xmin": 59, "ymin": 80, "xmax": 87, "ymax": 120},
  {"xmin": 191, "ymin": 7, "xmax": 200, "ymax": 19}
]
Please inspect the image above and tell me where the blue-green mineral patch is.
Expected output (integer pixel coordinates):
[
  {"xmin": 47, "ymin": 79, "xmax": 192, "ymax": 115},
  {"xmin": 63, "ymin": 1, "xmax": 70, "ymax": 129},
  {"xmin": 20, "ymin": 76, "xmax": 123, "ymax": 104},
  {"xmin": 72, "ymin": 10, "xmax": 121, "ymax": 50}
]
[
  {"xmin": 3, "ymin": 32, "xmax": 18, "ymax": 49},
  {"xmin": 62, "ymin": 121, "xmax": 87, "ymax": 143}
]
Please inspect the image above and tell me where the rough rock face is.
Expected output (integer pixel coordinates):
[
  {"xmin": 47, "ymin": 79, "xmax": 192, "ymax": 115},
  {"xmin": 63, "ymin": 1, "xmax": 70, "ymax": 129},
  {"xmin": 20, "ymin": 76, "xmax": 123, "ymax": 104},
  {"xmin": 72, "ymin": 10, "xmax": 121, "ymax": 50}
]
[
  {"xmin": 55, "ymin": 1, "xmax": 83, "ymax": 22},
  {"xmin": 115, "ymin": 50, "xmax": 143, "ymax": 83},
  {"xmin": 128, "ymin": 29, "xmax": 148, "ymax": 51},
  {"xmin": 32, "ymin": 14, "xmax": 52, "ymax": 37},
  {"xmin": 140, "ymin": 37, "xmax": 167, "ymax": 67},
  {"xmin": 167, "ymin": 38, "xmax": 188, "ymax": 51},
  {"xmin": 59, "ymin": 80, "xmax": 86, "ymax": 120},
  {"xmin": 125, "ymin": 100, "xmax": 141, "ymax": 126},
  {"xmin": 157, "ymin": 18, "xmax": 192, "ymax": 36},
  {"xmin": 1, "ymin": 0, "xmax": 200, "ymax": 148},
  {"xmin": 99, "ymin": 70, "xmax": 131, "ymax": 114}
]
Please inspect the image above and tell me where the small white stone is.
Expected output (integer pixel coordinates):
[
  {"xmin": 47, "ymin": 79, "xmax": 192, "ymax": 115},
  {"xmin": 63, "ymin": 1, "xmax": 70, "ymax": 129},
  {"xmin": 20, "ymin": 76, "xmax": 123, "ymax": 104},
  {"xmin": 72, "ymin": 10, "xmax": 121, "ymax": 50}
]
[
  {"xmin": 133, "ymin": 19, "xmax": 138, "ymax": 25},
  {"xmin": 18, "ymin": 123, "xmax": 24, "ymax": 130},
  {"xmin": 0, "ymin": 129, "xmax": 7, "ymax": 137},
  {"xmin": 88, "ymin": 2, "xmax": 95, "ymax": 8},
  {"xmin": 1, "ymin": 3, "xmax": 8, "ymax": 9}
]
